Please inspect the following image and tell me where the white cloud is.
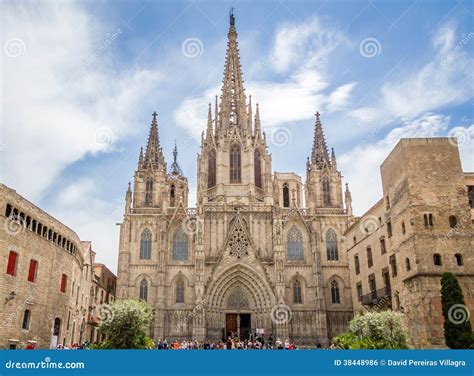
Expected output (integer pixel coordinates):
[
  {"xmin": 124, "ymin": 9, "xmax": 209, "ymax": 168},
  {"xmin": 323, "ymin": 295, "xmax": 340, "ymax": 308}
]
[
  {"xmin": 340, "ymin": 113, "xmax": 451, "ymax": 215},
  {"xmin": 174, "ymin": 16, "xmax": 352, "ymax": 139},
  {"xmin": 381, "ymin": 24, "xmax": 473, "ymax": 119},
  {"xmin": 49, "ymin": 178, "xmax": 122, "ymax": 272},
  {"xmin": 1, "ymin": 2, "xmax": 160, "ymax": 200}
]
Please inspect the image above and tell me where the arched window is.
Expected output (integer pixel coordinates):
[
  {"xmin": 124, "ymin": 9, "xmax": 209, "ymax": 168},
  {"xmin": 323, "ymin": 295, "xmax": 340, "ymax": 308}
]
[
  {"xmin": 449, "ymin": 215, "xmax": 457, "ymax": 228},
  {"xmin": 208, "ymin": 149, "xmax": 216, "ymax": 188},
  {"xmin": 53, "ymin": 318, "xmax": 61, "ymax": 337},
  {"xmin": 433, "ymin": 253, "xmax": 442, "ymax": 266},
  {"xmin": 22, "ymin": 310, "xmax": 31, "ymax": 330},
  {"xmin": 176, "ymin": 280, "xmax": 185, "ymax": 303},
  {"xmin": 287, "ymin": 225, "xmax": 304, "ymax": 261},
  {"xmin": 405, "ymin": 257, "xmax": 411, "ymax": 271},
  {"xmin": 140, "ymin": 229, "xmax": 152, "ymax": 259},
  {"xmin": 293, "ymin": 280, "xmax": 302, "ymax": 304},
  {"xmin": 172, "ymin": 228, "xmax": 188, "ymax": 261},
  {"xmin": 283, "ymin": 183, "xmax": 290, "ymax": 207},
  {"xmin": 331, "ymin": 280, "xmax": 340, "ymax": 304},
  {"xmin": 455, "ymin": 253, "xmax": 463, "ymax": 266},
  {"xmin": 254, "ymin": 149, "xmax": 262, "ymax": 189},
  {"xmin": 323, "ymin": 176, "xmax": 331, "ymax": 206},
  {"xmin": 170, "ymin": 185, "xmax": 175, "ymax": 207},
  {"xmin": 145, "ymin": 178, "xmax": 153, "ymax": 206},
  {"xmin": 229, "ymin": 144, "xmax": 241, "ymax": 183},
  {"xmin": 139, "ymin": 279, "xmax": 148, "ymax": 301},
  {"xmin": 326, "ymin": 229, "xmax": 338, "ymax": 261}
]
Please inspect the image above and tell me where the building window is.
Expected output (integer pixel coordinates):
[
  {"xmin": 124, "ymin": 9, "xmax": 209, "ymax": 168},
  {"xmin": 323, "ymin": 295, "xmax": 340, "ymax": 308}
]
[
  {"xmin": 387, "ymin": 220, "xmax": 392, "ymax": 238},
  {"xmin": 368, "ymin": 274, "xmax": 376, "ymax": 300},
  {"xmin": 140, "ymin": 228, "xmax": 152, "ymax": 260},
  {"xmin": 322, "ymin": 177, "xmax": 331, "ymax": 206},
  {"xmin": 367, "ymin": 247, "xmax": 373, "ymax": 268},
  {"xmin": 326, "ymin": 229, "xmax": 338, "ymax": 261},
  {"xmin": 468, "ymin": 186, "xmax": 474, "ymax": 208},
  {"xmin": 22, "ymin": 310, "xmax": 31, "ymax": 330},
  {"xmin": 380, "ymin": 237, "xmax": 386, "ymax": 255},
  {"xmin": 229, "ymin": 144, "xmax": 241, "ymax": 183},
  {"xmin": 53, "ymin": 318, "xmax": 61, "ymax": 337},
  {"xmin": 406, "ymin": 257, "xmax": 411, "ymax": 271},
  {"xmin": 455, "ymin": 253, "xmax": 463, "ymax": 266},
  {"xmin": 353, "ymin": 236, "xmax": 357, "ymax": 245},
  {"xmin": 176, "ymin": 280, "xmax": 185, "ymax": 303},
  {"xmin": 172, "ymin": 228, "xmax": 189, "ymax": 261},
  {"xmin": 254, "ymin": 149, "xmax": 262, "ymax": 189},
  {"xmin": 283, "ymin": 183, "xmax": 290, "ymax": 208},
  {"xmin": 382, "ymin": 267, "xmax": 391, "ymax": 290},
  {"xmin": 449, "ymin": 215, "xmax": 458, "ymax": 228},
  {"xmin": 356, "ymin": 282, "xmax": 363, "ymax": 302},
  {"xmin": 6, "ymin": 251, "xmax": 18, "ymax": 276},
  {"xmin": 139, "ymin": 279, "xmax": 148, "ymax": 301},
  {"xmin": 401, "ymin": 221, "xmax": 406, "ymax": 235},
  {"xmin": 60, "ymin": 274, "xmax": 67, "ymax": 293},
  {"xmin": 170, "ymin": 185, "xmax": 175, "ymax": 207},
  {"xmin": 389, "ymin": 255, "xmax": 397, "ymax": 277},
  {"xmin": 293, "ymin": 280, "xmax": 302, "ymax": 304},
  {"xmin": 331, "ymin": 280, "xmax": 340, "ymax": 304},
  {"xmin": 354, "ymin": 255, "xmax": 360, "ymax": 275},
  {"xmin": 145, "ymin": 178, "xmax": 153, "ymax": 206},
  {"xmin": 385, "ymin": 195, "xmax": 390, "ymax": 209},
  {"xmin": 424, "ymin": 213, "xmax": 434, "ymax": 228},
  {"xmin": 27, "ymin": 260, "xmax": 38, "ymax": 282},
  {"xmin": 433, "ymin": 253, "xmax": 442, "ymax": 266},
  {"xmin": 287, "ymin": 225, "xmax": 304, "ymax": 261},
  {"xmin": 208, "ymin": 149, "xmax": 217, "ymax": 188}
]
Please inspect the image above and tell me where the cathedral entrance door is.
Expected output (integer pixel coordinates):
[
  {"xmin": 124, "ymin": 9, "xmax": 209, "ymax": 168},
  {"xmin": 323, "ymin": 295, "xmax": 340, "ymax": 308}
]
[
  {"xmin": 225, "ymin": 313, "xmax": 252, "ymax": 340},
  {"xmin": 239, "ymin": 313, "xmax": 251, "ymax": 340},
  {"xmin": 225, "ymin": 313, "xmax": 238, "ymax": 339}
]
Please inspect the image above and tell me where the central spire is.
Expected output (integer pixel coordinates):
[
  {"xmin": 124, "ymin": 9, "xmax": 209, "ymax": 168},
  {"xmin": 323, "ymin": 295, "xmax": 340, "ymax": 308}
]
[{"xmin": 218, "ymin": 9, "xmax": 248, "ymax": 131}]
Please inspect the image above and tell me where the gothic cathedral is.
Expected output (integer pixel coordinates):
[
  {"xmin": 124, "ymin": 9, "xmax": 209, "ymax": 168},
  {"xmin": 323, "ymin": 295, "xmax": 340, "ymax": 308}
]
[{"xmin": 117, "ymin": 13, "xmax": 354, "ymax": 346}]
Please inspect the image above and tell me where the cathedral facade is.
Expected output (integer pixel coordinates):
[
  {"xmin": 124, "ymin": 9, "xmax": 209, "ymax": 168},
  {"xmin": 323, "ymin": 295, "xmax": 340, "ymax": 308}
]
[{"xmin": 116, "ymin": 14, "xmax": 354, "ymax": 346}]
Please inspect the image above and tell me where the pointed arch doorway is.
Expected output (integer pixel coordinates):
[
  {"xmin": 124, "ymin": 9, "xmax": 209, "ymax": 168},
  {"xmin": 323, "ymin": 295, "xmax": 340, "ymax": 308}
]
[{"xmin": 225, "ymin": 286, "xmax": 251, "ymax": 340}]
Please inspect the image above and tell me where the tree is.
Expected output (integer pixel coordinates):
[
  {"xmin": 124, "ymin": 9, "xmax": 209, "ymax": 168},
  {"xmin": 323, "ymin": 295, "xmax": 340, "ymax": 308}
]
[
  {"xmin": 440, "ymin": 272, "xmax": 473, "ymax": 349},
  {"xmin": 98, "ymin": 299, "xmax": 154, "ymax": 349},
  {"xmin": 334, "ymin": 311, "xmax": 408, "ymax": 349}
]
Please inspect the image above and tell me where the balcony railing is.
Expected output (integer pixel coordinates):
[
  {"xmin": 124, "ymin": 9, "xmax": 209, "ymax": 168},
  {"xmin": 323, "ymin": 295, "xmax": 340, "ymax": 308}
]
[{"xmin": 361, "ymin": 286, "xmax": 391, "ymax": 306}]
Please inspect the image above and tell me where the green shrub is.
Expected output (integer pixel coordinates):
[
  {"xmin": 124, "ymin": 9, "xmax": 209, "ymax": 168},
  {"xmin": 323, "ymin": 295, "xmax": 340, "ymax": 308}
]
[{"xmin": 334, "ymin": 311, "xmax": 408, "ymax": 349}]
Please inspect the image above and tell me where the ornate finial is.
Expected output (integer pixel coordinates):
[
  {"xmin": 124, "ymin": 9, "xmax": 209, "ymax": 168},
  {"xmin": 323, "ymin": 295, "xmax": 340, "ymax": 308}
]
[
  {"xmin": 128, "ymin": 181, "xmax": 131, "ymax": 190},
  {"xmin": 169, "ymin": 140, "xmax": 183, "ymax": 176},
  {"xmin": 315, "ymin": 111, "xmax": 320, "ymax": 120},
  {"xmin": 152, "ymin": 111, "xmax": 158, "ymax": 121},
  {"xmin": 230, "ymin": 6, "xmax": 235, "ymax": 26}
]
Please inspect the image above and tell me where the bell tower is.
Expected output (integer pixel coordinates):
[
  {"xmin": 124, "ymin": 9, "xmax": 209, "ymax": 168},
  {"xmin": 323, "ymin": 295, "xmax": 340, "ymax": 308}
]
[{"xmin": 196, "ymin": 12, "xmax": 273, "ymax": 206}]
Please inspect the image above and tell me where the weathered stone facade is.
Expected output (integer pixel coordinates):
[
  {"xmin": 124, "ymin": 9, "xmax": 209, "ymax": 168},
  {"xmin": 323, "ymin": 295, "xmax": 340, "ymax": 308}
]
[
  {"xmin": 346, "ymin": 138, "xmax": 474, "ymax": 348},
  {"xmin": 116, "ymin": 15, "xmax": 353, "ymax": 346},
  {"xmin": 0, "ymin": 184, "xmax": 115, "ymax": 349}
]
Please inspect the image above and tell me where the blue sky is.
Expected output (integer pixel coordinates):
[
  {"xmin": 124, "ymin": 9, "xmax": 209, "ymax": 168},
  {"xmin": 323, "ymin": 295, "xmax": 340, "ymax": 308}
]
[{"xmin": 2, "ymin": 0, "xmax": 473, "ymax": 272}]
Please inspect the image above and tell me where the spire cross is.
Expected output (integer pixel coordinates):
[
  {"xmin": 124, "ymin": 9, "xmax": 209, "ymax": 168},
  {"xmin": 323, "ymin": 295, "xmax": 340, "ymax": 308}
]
[
  {"xmin": 229, "ymin": 6, "xmax": 235, "ymax": 26},
  {"xmin": 152, "ymin": 111, "xmax": 158, "ymax": 121}
]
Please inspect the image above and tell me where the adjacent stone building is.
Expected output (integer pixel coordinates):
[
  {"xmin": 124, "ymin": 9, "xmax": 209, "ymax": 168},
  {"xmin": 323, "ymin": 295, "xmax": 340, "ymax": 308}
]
[
  {"xmin": 116, "ymin": 13, "xmax": 354, "ymax": 346},
  {"xmin": 0, "ymin": 184, "xmax": 115, "ymax": 349},
  {"xmin": 345, "ymin": 138, "xmax": 474, "ymax": 348}
]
